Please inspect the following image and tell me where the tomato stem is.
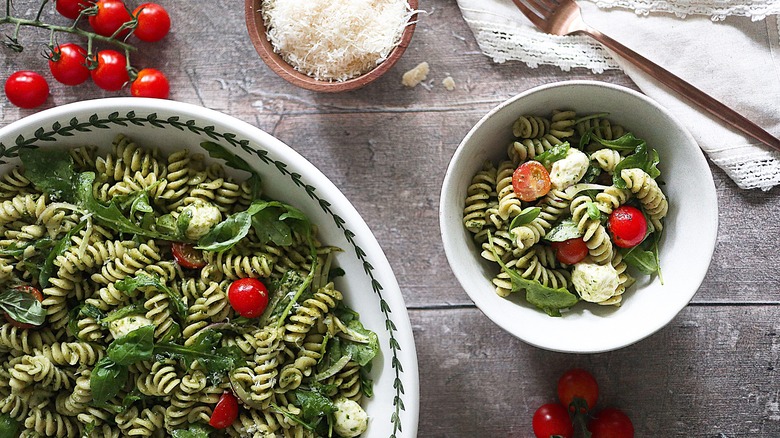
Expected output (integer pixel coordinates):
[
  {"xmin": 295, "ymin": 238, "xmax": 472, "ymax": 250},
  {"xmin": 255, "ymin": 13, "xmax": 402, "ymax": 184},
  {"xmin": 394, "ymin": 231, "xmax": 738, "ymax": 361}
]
[{"xmin": 0, "ymin": 5, "xmax": 137, "ymax": 54}]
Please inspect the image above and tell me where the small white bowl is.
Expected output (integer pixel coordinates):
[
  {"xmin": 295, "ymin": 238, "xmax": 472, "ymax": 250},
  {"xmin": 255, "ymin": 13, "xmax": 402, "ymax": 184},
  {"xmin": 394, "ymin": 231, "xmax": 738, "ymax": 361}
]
[
  {"xmin": 0, "ymin": 98, "xmax": 419, "ymax": 436},
  {"xmin": 440, "ymin": 81, "xmax": 718, "ymax": 353}
]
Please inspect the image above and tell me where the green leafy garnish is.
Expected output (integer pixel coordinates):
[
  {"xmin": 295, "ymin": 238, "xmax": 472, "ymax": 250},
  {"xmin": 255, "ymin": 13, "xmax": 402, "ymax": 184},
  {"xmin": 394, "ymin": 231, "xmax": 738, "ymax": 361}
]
[
  {"xmin": 544, "ymin": 219, "xmax": 582, "ymax": 242},
  {"xmin": 338, "ymin": 320, "xmax": 379, "ymax": 367},
  {"xmin": 610, "ymin": 140, "xmax": 660, "ymax": 189},
  {"xmin": 200, "ymin": 141, "xmax": 262, "ymax": 199},
  {"xmin": 100, "ymin": 304, "xmax": 145, "ymax": 327},
  {"xmin": 534, "ymin": 142, "xmax": 570, "ymax": 169},
  {"xmin": 292, "ymin": 387, "xmax": 337, "ymax": 429},
  {"xmin": 19, "ymin": 147, "xmax": 77, "ymax": 202},
  {"xmin": 508, "ymin": 207, "xmax": 541, "ymax": 231},
  {"xmin": 0, "ymin": 414, "xmax": 20, "ymax": 438},
  {"xmin": 154, "ymin": 330, "xmax": 244, "ymax": 382},
  {"xmin": 595, "ymin": 132, "xmax": 646, "ymax": 152},
  {"xmin": 40, "ymin": 220, "xmax": 86, "ymax": 288},
  {"xmin": 0, "ymin": 288, "xmax": 45, "ymax": 326},
  {"xmin": 115, "ymin": 273, "xmax": 187, "ymax": 321},
  {"xmin": 68, "ymin": 304, "xmax": 106, "ymax": 341},
  {"xmin": 488, "ymin": 232, "xmax": 578, "ymax": 316},
  {"xmin": 586, "ymin": 200, "xmax": 601, "ymax": 221},
  {"xmin": 622, "ymin": 231, "xmax": 663, "ymax": 280},
  {"xmin": 582, "ymin": 163, "xmax": 602, "ymax": 183},
  {"xmin": 90, "ymin": 357, "xmax": 129, "ymax": 405},
  {"xmin": 107, "ymin": 325, "xmax": 155, "ymax": 365},
  {"xmin": 171, "ymin": 424, "xmax": 213, "ymax": 438}
]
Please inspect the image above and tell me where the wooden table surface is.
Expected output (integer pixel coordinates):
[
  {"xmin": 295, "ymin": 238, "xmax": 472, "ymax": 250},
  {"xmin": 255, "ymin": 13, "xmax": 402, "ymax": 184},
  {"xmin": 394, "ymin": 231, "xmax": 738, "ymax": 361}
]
[{"xmin": 2, "ymin": 0, "xmax": 780, "ymax": 436}]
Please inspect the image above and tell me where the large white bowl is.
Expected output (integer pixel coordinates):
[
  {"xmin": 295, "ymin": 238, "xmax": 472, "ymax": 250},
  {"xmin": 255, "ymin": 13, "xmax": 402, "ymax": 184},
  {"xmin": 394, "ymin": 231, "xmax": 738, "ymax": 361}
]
[
  {"xmin": 440, "ymin": 81, "xmax": 718, "ymax": 353},
  {"xmin": 0, "ymin": 98, "xmax": 419, "ymax": 436}
]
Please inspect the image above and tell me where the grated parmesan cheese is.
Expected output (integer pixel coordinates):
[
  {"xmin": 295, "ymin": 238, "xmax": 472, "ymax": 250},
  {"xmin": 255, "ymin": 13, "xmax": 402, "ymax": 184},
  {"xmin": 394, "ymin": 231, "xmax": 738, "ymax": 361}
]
[
  {"xmin": 402, "ymin": 61, "xmax": 429, "ymax": 87},
  {"xmin": 262, "ymin": 0, "xmax": 413, "ymax": 82},
  {"xmin": 442, "ymin": 76, "xmax": 456, "ymax": 91}
]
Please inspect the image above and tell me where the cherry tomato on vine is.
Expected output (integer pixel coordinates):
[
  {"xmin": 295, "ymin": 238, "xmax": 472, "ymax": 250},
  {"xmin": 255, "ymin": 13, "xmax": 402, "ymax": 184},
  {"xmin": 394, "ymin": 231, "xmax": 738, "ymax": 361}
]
[
  {"xmin": 550, "ymin": 238, "xmax": 588, "ymax": 265},
  {"xmin": 5, "ymin": 71, "xmax": 49, "ymax": 109},
  {"xmin": 88, "ymin": 0, "xmax": 132, "ymax": 38},
  {"xmin": 588, "ymin": 408, "xmax": 635, "ymax": 438},
  {"xmin": 4, "ymin": 285, "xmax": 44, "ymax": 329},
  {"xmin": 228, "ymin": 278, "xmax": 269, "ymax": 318},
  {"xmin": 90, "ymin": 50, "xmax": 129, "ymax": 91},
  {"xmin": 608, "ymin": 205, "xmax": 647, "ymax": 249},
  {"xmin": 209, "ymin": 391, "xmax": 239, "ymax": 429},
  {"xmin": 55, "ymin": 0, "xmax": 90, "ymax": 19},
  {"xmin": 48, "ymin": 43, "xmax": 90, "ymax": 86},
  {"xmin": 512, "ymin": 161, "xmax": 551, "ymax": 202},
  {"xmin": 557, "ymin": 368, "xmax": 599, "ymax": 413},
  {"xmin": 171, "ymin": 243, "xmax": 206, "ymax": 269},
  {"xmin": 132, "ymin": 3, "xmax": 171, "ymax": 42},
  {"xmin": 532, "ymin": 403, "xmax": 573, "ymax": 438},
  {"xmin": 130, "ymin": 68, "xmax": 169, "ymax": 99}
]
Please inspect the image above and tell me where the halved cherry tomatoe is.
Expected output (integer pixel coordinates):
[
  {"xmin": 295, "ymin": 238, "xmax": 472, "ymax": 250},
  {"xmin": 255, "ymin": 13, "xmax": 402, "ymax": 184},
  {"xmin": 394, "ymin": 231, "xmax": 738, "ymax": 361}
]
[
  {"xmin": 608, "ymin": 205, "xmax": 648, "ymax": 249},
  {"xmin": 171, "ymin": 242, "xmax": 206, "ymax": 269},
  {"xmin": 209, "ymin": 391, "xmax": 239, "ymax": 429},
  {"xmin": 4, "ymin": 285, "xmax": 44, "ymax": 329},
  {"xmin": 512, "ymin": 161, "xmax": 551, "ymax": 202},
  {"xmin": 551, "ymin": 238, "xmax": 588, "ymax": 265},
  {"xmin": 228, "ymin": 278, "xmax": 269, "ymax": 318}
]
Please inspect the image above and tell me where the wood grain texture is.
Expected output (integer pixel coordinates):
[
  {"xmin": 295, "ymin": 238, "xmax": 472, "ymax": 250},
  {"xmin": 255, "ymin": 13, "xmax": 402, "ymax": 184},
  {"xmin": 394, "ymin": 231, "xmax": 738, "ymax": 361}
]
[{"xmin": 2, "ymin": 0, "xmax": 780, "ymax": 436}]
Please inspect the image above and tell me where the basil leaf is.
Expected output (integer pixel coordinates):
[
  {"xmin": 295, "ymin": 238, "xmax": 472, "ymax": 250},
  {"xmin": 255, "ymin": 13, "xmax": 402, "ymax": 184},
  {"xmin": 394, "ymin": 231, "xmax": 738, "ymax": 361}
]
[
  {"xmin": 544, "ymin": 219, "xmax": 582, "ymax": 242},
  {"xmin": 509, "ymin": 207, "xmax": 541, "ymax": 231},
  {"xmin": 19, "ymin": 147, "xmax": 77, "ymax": 202},
  {"xmin": 90, "ymin": 357, "xmax": 128, "ymax": 405},
  {"xmin": 115, "ymin": 273, "xmax": 187, "ymax": 322},
  {"xmin": 534, "ymin": 142, "xmax": 570, "ymax": 169},
  {"xmin": 586, "ymin": 200, "xmax": 601, "ymax": 221},
  {"xmin": 623, "ymin": 247, "xmax": 657, "ymax": 275},
  {"xmin": 0, "ymin": 414, "xmax": 19, "ymax": 438},
  {"xmin": 200, "ymin": 141, "xmax": 262, "ymax": 199},
  {"xmin": 40, "ymin": 220, "xmax": 86, "ymax": 288},
  {"xmin": 107, "ymin": 325, "xmax": 155, "ymax": 365},
  {"xmin": 0, "ymin": 289, "xmax": 45, "ymax": 326}
]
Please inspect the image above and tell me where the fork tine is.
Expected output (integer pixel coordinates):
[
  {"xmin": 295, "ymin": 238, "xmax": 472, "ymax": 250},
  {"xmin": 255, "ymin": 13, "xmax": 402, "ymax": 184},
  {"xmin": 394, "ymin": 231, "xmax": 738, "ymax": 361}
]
[{"xmin": 511, "ymin": 0, "xmax": 547, "ymax": 28}]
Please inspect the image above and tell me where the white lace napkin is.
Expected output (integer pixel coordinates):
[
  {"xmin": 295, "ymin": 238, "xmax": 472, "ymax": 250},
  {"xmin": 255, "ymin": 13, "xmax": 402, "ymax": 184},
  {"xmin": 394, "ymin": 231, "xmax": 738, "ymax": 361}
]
[{"xmin": 456, "ymin": 0, "xmax": 780, "ymax": 190}]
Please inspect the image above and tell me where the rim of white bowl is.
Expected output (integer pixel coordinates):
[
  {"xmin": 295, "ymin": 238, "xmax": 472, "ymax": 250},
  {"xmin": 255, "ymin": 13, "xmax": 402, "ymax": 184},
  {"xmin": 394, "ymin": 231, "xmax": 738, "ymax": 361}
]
[
  {"xmin": 439, "ymin": 80, "xmax": 718, "ymax": 353},
  {"xmin": 0, "ymin": 97, "xmax": 420, "ymax": 435}
]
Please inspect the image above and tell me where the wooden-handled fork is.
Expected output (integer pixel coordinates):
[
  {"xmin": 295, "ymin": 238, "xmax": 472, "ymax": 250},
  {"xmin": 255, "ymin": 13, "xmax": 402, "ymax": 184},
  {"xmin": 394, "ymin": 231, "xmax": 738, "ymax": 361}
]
[{"xmin": 512, "ymin": 0, "xmax": 780, "ymax": 152}]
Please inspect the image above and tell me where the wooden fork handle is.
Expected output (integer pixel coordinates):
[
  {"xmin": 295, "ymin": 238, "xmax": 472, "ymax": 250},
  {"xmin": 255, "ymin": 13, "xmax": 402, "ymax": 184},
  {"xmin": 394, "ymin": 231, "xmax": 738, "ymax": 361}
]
[{"xmin": 577, "ymin": 28, "xmax": 780, "ymax": 153}]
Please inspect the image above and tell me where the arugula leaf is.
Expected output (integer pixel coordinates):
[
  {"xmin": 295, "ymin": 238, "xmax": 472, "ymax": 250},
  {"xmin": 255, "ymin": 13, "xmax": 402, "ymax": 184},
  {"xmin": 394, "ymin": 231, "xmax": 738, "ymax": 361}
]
[
  {"xmin": 582, "ymin": 163, "xmax": 602, "ymax": 183},
  {"xmin": 544, "ymin": 219, "xmax": 582, "ymax": 242},
  {"xmin": 40, "ymin": 220, "xmax": 86, "ymax": 288},
  {"xmin": 488, "ymin": 233, "xmax": 578, "ymax": 316},
  {"xmin": 154, "ymin": 331, "xmax": 244, "ymax": 382},
  {"xmin": 90, "ymin": 357, "xmax": 129, "ymax": 405},
  {"xmin": 623, "ymin": 231, "xmax": 663, "ymax": 279},
  {"xmin": 100, "ymin": 304, "xmax": 145, "ymax": 327},
  {"xmin": 612, "ymin": 142, "xmax": 661, "ymax": 189},
  {"xmin": 200, "ymin": 141, "xmax": 262, "ymax": 199},
  {"xmin": 196, "ymin": 201, "xmax": 267, "ymax": 252},
  {"xmin": 107, "ymin": 325, "xmax": 155, "ymax": 365},
  {"xmin": 171, "ymin": 424, "xmax": 213, "ymax": 438},
  {"xmin": 0, "ymin": 414, "xmax": 19, "ymax": 438},
  {"xmin": 19, "ymin": 147, "xmax": 77, "ymax": 202},
  {"xmin": 293, "ymin": 388, "xmax": 337, "ymax": 425},
  {"xmin": 339, "ymin": 320, "xmax": 379, "ymax": 367},
  {"xmin": 508, "ymin": 207, "xmax": 541, "ymax": 231},
  {"xmin": 113, "ymin": 181, "xmax": 159, "ymax": 218},
  {"xmin": 360, "ymin": 369, "xmax": 374, "ymax": 398},
  {"xmin": 595, "ymin": 132, "xmax": 646, "ymax": 152},
  {"xmin": 68, "ymin": 304, "xmax": 106, "ymax": 341},
  {"xmin": 534, "ymin": 142, "xmax": 570, "ymax": 169},
  {"xmin": 115, "ymin": 273, "xmax": 187, "ymax": 321},
  {"xmin": 0, "ymin": 289, "xmax": 45, "ymax": 326}
]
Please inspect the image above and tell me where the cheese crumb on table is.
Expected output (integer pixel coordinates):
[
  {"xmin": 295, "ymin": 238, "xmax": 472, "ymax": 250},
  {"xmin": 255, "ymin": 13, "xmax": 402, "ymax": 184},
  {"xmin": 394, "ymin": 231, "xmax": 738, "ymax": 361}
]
[
  {"xmin": 442, "ymin": 76, "xmax": 456, "ymax": 91},
  {"xmin": 402, "ymin": 61, "xmax": 430, "ymax": 87}
]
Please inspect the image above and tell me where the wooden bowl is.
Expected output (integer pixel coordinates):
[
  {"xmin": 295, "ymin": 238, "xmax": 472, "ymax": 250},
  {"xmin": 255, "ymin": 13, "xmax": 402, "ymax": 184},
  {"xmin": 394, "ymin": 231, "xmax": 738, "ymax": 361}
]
[{"xmin": 244, "ymin": 0, "xmax": 418, "ymax": 93}]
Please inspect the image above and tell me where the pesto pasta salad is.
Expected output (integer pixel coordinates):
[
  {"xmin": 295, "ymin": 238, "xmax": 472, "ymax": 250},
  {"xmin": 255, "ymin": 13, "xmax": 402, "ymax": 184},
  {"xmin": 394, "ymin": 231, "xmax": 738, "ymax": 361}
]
[
  {"xmin": 463, "ymin": 110, "xmax": 668, "ymax": 316},
  {"xmin": 0, "ymin": 135, "xmax": 379, "ymax": 437}
]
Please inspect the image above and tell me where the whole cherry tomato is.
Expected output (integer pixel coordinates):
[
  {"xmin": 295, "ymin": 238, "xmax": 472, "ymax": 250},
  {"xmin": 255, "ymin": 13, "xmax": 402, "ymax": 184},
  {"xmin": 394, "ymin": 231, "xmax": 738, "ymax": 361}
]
[
  {"xmin": 513, "ymin": 161, "xmax": 551, "ymax": 202},
  {"xmin": 588, "ymin": 408, "xmax": 635, "ymax": 438},
  {"xmin": 228, "ymin": 278, "xmax": 270, "ymax": 318},
  {"xmin": 90, "ymin": 50, "xmax": 129, "ymax": 91},
  {"xmin": 171, "ymin": 243, "xmax": 206, "ymax": 269},
  {"xmin": 49, "ymin": 43, "xmax": 90, "ymax": 86},
  {"xmin": 4, "ymin": 285, "xmax": 44, "ymax": 329},
  {"xmin": 55, "ymin": 0, "xmax": 90, "ymax": 19},
  {"xmin": 550, "ymin": 238, "xmax": 588, "ymax": 265},
  {"xmin": 5, "ymin": 71, "xmax": 49, "ymax": 109},
  {"xmin": 557, "ymin": 368, "xmax": 599, "ymax": 413},
  {"xmin": 130, "ymin": 68, "xmax": 169, "ymax": 99},
  {"xmin": 532, "ymin": 403, "xmax": 573, "ymax": 438},
  {"xmin": 89, "ymin": 0, "xmax": 132, "ymax": 38},
  {"xmin": 608, "ymin": 205, "xmax": 648, "ymax": 248},
  {"xmin": 132, "ymin": 3, "xmax": 171, "ymax": 42},
  {"xmin": 209, "ymin": 391, "xmax": 239, "ymax": 429}
]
